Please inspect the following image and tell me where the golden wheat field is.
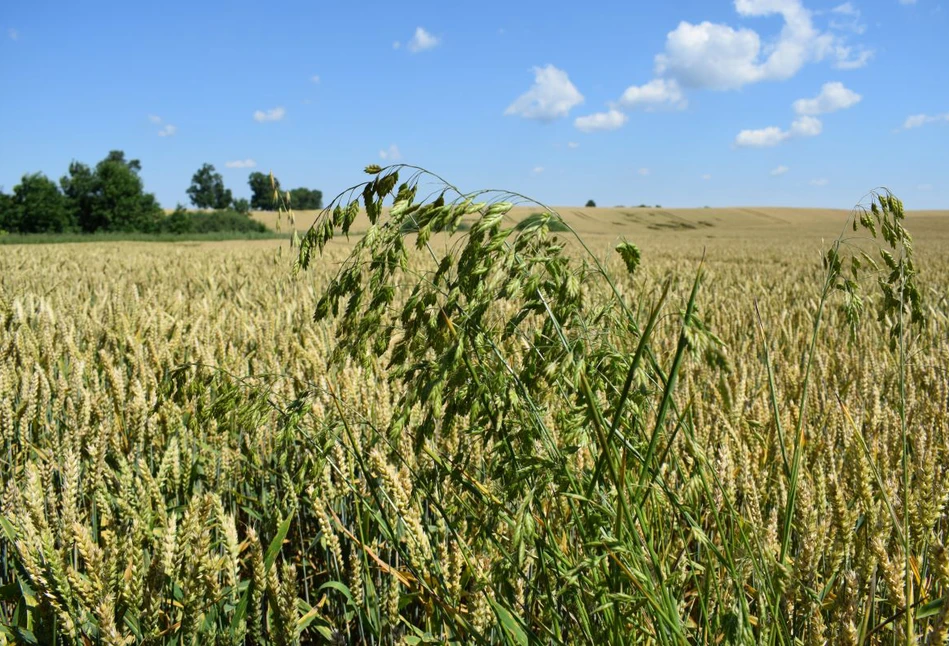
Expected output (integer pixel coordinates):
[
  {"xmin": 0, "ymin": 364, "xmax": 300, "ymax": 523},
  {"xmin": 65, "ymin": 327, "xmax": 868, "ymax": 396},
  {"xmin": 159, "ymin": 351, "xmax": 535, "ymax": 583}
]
[{"xmin": 2, "ymin": 191, "xmax": 949, "ymax": 644}]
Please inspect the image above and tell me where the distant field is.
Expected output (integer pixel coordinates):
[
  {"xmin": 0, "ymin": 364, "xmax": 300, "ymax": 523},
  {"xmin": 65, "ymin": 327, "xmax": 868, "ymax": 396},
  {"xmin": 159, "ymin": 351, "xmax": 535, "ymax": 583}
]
[
  {"xmin": 0, "ymin": 229, "xmax": 285, "ymax": 245},
  {"xmin": 253, "ymin": 205, "xmax": 949, "ymax": 245}
]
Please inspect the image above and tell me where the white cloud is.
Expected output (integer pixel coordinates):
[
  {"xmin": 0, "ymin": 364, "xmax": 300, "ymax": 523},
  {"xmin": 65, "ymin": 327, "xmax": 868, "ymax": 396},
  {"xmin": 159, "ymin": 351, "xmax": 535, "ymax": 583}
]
[
  {"xmin": 918, "ymin": 183, "xmax": 933, "ymax": 190},
  {"xmin": 637, "ymin": 168, "xmax": 651, "ymax": 176},
  {"xmin": 809, "ymin": 178, "xmax": 829, "ymax": 186},
  {"xmin": 149, "ymin": 115, "xmax": 176, "ymax": 136},
  {"xmin": 793, "ymin": 81, "xmax": 861, "ymax": 114},
  {"xmin": 617, "ymin": 78, "xmax": 686, "ymax": 110},
  {"xmin": 225, "ymin": 159, "xmax": 257, "ymax": 169},
  {"xmin": 832, "ymin": 45, "xmax": 873, "ymax": 69},
  {"xmin": 567, "ymin": 141, "xmax": 580, "ymax": 149},
  {"xmin": 574, "ymin": 109, "xmax": 627, "ymax": 132},
  {"xmin": 736, "ymin": 81, "xmax": 864, "ymax": 147},
  {"xmin": 532, "ymin": 166, "xmax": 545, "ymax": 175},
  {"xmin": 577, "ymin": 0, "xmax": 870, "ymax": 129},
  {"xmin": 832, "ymin": 2, "xmax": 860, "ymax": 16},
  {"xmin": 701, "ymin": 173, "xmax": 712, "ymax": 180},
  {"xmin": 771, "ymin": 165, "xmax": 790, "ymax": 176},
  {"xmin": 650, "ymin": 0, "xmax": 870, "ymax": 92},
  {"xmin": 393, "ymin": 41, "xmax": 401, "ymax": 49},
  {"xmin": 407, "ymin": 27, "xmax": 439, "ymax": 53},
  {"xmin": 379, "ymin": 144, "xmax": 401, "ymax": 161},
  {"xmin": 656, "ymin": 20, "xmax": 767, "ymax": 90},
  {"xmin": 736, "ymin": 126, "xmax": 790, "ymax": 147},
  {"xmin": 310, "ymin": 75, "xmax": 320, "ymax": 83},
  {"xmin": 655, "ymin": 0, "xmax": 832, "ymax": 90},
  {"xmin": 7, "ymin": 28, "xmax": 17, "ymax": 41},
  {"xmin": 898, "ymin": 0, "xmax": 916, "ymax": 4},
  {"xmin": 830, "ymin": 3, "xmax": 867, "ymax": 34},
  {"xmin": 901, "ymin": 112, "xmax": 949, "ymax": 130},
  {"xmin": 506, "ymin": 65, "xmax": 584, "ymax": 121},
  {"xmin": 253, "ymin": 107, "xmax": 286, "ymax": 122},
  {"xmin": 790, "ymin": 115, "xmax": 823, "ymax": 137},
  {"xmin": 735, "ymin": 116, "xmax": 820, "ymax": 147}
]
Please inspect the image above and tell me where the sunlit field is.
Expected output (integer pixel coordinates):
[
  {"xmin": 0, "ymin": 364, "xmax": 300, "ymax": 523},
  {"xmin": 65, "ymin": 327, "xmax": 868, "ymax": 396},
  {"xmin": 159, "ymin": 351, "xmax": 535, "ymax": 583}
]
[{"xmin": 2, "ymin": 175, "xmax": 948, "ymax": 643}]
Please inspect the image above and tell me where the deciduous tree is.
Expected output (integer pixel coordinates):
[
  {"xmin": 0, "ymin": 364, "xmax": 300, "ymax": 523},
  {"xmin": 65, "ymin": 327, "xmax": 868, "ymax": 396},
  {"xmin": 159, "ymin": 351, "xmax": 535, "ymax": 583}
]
[
  {"xmin": 248, "ymin": 171, "xmax": 280, "ymax": 211},
  {"xmin": 187, "ymin": 164, "xmax": 233, "ymax": 209}
]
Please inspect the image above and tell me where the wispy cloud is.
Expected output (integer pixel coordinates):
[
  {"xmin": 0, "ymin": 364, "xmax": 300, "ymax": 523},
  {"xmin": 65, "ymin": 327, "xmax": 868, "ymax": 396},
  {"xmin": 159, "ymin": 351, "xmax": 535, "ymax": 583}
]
[
  {"xmin": 735, "ymin": 117, "xmax": 821, "ymax": 147},
  {"xmin": 829, "ymin": 2, "xmax": 867, "ymax": 34},
  {"xmin": 577, "ymin": 77, "xmax": 684, "ymax": 137},
  {"xmin": 616, "ymin": 78, "xmax": 687, "ymax": 111},
  {"xmin": 407, "ymin": 27, "xmax": 439, "ymax": 53},
  {"xmin": 253, "ymin": 107, "xmax": 286, "ymax": 122},
  {"xmin": 900, "ymin": 112, "xmax": 949, "ymax": 130},
  {"xmin": 574, "ymin": 109, "xmax": 627, "ymax": 133},
  {"xmin": 506, "ymin": 65, "xmax": 584, "ymax": 122},
  {"xmin": 379, "ymin": 144, "xmax": 401, "ymax": 161},
  {"xmin": 149, "ymin": 115, "xmax": 177, "ymax": 137},
  {"xmin": 8, "ymin": 28, "xmax": 18, "ymax": 41},
  {"xmin": 637, "ymin": 168, "xmax": 651, "ymax": 176},
  {"xmin": 701, "ymin": 174, "xmax": 712, "ymax": 180},
  {"xmin": 532, "ymin": 166, "xmax": 545, "ymax": 175},
  {"xmin": 567, "ymin": 141, "xmax": 580, "ymax": 149},
  {"xmin": 225, "ymin": 159, "xmax": 257, "ymax": 169},
  {"xmin": 735, "ymin": 81, "xmax": 859, "ymax": 147},
  {"xmin": 310, "ymin": 74, "xmax": 320, "ymax": 83},
  {"xmin": 736, "ymin": 126, "xmax": 793, "ymax": 147},
  {"xmin": 793, "ymin": 81, "xmax": 862, "ymax": 115},
  {"xmin": 770, "ymin": 165, "xmax": 790, "ymax": 176},
  {"xmin": 791, "ymin": 115, "xmax": 823, "ymax": 137},
  {"xmin": 809, "ymin": 178, "xmax": 829, "ymax": 186}
]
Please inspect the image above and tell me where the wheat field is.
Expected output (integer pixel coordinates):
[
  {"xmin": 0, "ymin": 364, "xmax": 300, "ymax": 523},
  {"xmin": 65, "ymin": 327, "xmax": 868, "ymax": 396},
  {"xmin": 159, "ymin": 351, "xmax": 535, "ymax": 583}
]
[{"xmin": 2, "ymin": 176, "xmax": 949, "ymax": 644}]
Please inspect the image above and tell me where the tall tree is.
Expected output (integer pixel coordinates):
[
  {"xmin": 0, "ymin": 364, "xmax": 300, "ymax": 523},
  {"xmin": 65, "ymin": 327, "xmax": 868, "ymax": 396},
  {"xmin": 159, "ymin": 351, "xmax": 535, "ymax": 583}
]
[
  {"xmin": 94, "ymin": 157, "xmax": 162, "ymax": 231},
  {"xmin": 232, "ymin": 198, "xmax": 251, "ymax": 215},
  {"xmin": 288, "ymin": 187, "xmax": 323, "ymax": 210},
  {"xmin": 60, "ymin": 161, "xmax": 98, "ymax": 232},
  {"xmin": 187, "ymin": 164, "xmax": 232, "ymax": 209},
  {"xmin": 0, "ymin": 188, "xmax": 12, "ymax": 232},
  {"xmin": 103, "ymin": 150, "xmax": 142, "ymax": 173},
  {"xmin": 8, "ymin": 173, "xmax": 73, "ymax": 233},
  {"xmin": 248, "ymin": 171, "xmax": 280, "ymax": 211}
]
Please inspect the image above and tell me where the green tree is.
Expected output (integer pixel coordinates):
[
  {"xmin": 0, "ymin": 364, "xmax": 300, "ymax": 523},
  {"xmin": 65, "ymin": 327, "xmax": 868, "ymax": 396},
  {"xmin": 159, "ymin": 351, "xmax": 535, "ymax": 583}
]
[
  {"xmin": 103, "ymin": 150, "xmax": 142, "ymax": 173},
  {"xmin": 0, "ymin": 188, "xmax": 11, "ymax": 232},
  {"xmin": 232, "ymin": 198, "xmax": 251, "ymax": 215},
  {"xmin": 163, "ymin": 204, "xmax": 194, "ymax": 234},
  {"xmin": 8, "ymin": 173, "xmax": 73, "ymax": 233},
  {"xmin": 585, "ymin": 199, "xmax": 596, "ymax": 207},
  {"xmin": 289, "ymin": 187, "xmax": 323, "ymax": 210},
  {"xmin": 59, "ymin": 152, "xmax": 163, "ymax": 232},
  {"xmin": 248, "ymin": 171, "xmax": 280, "ymax": 210},
  {"xmin": 92, "ymin": 154, "xmax": 163, "ymax": 232},
  {"xmin": 60, "ymin": 161, "xmax": 98, "ymax": 231},
  {"xmin": 187, "ymin": 164, "xmax": 232, "ymax": 209}
]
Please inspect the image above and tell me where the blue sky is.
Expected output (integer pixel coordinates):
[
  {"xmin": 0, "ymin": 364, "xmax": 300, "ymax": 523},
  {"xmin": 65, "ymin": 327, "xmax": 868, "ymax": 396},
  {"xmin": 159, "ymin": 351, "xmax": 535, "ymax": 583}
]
[{"xmin": 1, "ymin": 0, "xmax": 946, "ymax": 208}]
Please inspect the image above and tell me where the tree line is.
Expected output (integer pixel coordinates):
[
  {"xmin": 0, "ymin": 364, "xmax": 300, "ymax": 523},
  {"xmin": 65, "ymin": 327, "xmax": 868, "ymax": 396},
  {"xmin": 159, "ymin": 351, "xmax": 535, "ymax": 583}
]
[{"xmin": 0, "ymin": 152, "xmax": 322, "ymax": 235}]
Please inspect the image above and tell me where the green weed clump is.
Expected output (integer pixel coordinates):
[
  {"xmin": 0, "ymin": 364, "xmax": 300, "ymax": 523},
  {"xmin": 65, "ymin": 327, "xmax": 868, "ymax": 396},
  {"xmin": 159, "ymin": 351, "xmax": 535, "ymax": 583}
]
[{"xmin": 0, "ymin": 164, "xmax": 943, "ymax": 645}]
